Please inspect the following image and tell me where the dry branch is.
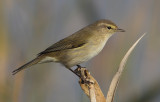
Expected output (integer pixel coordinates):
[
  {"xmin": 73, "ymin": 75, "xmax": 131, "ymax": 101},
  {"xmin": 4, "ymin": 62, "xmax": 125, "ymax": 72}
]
[
  {"xmin": 106, "ymin": 33, "xmax": 146, "ymax": 102},
  {"xmin": 77, "ymin": 33, "xmax": 146, "ymax": 102},
  {"xmin": 78, "ymin": 68, "xmax": 106, "ymax": 102}
]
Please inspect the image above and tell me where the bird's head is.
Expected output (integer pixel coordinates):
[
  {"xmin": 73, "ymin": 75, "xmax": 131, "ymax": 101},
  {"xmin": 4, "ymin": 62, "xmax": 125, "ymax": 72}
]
[{"xmin": 93, "ymin": 19, "xmax": 125, "ymax": 34}]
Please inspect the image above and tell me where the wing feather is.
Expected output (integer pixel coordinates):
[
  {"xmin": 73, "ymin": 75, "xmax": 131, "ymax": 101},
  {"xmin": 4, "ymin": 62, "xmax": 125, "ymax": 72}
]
[{"xmin": 38, "ymin": 35, "xmax": 86, "ymax": 55}]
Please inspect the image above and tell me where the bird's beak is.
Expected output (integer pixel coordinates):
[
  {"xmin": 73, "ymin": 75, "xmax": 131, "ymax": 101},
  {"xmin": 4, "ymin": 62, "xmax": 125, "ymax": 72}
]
[{"xmin": 116, "ymin": 28, "xmax": 125, "ymax": 32}]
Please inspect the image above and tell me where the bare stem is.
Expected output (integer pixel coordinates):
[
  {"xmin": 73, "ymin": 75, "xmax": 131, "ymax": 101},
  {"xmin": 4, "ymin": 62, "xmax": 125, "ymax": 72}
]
[
  {"xmin": 89, "ymin": 82, "xmax": 96, "ymax": 102},
  {"xmin": 78, "ymin": 68, "xmax": 106, "ymax": 102},
  {"xmin": 77, "ymin": 33, "xmax": 146, "ymax": 102},
  {"xmin": 106, "ymin": 33, "xmax": 146, "ymax": 102}
]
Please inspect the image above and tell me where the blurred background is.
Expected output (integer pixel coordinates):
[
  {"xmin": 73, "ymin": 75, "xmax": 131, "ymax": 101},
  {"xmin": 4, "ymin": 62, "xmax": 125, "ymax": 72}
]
[{"xmin": 0, "ymin": 0, "xmax": 160, "ymax": 102}]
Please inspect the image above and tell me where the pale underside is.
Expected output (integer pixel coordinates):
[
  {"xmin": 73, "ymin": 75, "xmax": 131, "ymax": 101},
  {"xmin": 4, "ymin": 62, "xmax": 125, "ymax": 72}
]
[{"xmin": 38, "ymin": 32, "xmax": 113, "ymax": 68}]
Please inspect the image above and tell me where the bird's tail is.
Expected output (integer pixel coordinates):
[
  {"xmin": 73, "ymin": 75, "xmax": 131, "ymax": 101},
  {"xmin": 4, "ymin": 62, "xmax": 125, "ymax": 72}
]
[{"xmin": 12, "ymin": 57, "xmax": 42, "ymax": 75}]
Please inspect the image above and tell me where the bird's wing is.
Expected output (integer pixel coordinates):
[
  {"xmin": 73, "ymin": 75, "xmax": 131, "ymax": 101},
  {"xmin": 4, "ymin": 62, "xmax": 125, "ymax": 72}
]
[{"xmin": 38, "ymin": 34, "xmax": 87, "ymax": 55}]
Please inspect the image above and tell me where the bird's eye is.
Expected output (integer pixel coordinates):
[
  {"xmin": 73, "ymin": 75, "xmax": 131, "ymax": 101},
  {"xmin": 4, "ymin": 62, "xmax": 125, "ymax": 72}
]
[{"xmin": 107, "ymin": 26, "xmax": 112, "ymax": 29}]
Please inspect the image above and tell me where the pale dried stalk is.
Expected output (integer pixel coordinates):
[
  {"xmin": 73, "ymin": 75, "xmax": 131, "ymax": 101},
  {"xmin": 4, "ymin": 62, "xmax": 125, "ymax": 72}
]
[
  {"xmin": 89, "ymin": 82, "xmax": 96, "ymax": 102},
  {"xmin": 78, "ymin": 68, "xmax": 106, "ymax": 102},
  {"xmin": 106, "ymin": 33, "xmax": 146, "ymax": 102},
  {"xmin": 79, "ymin": 33, "xmax": 145, "ymax": 102},
  {"xmin": 78, "ymin": 68, "xmax": 96, "ymax": 102}
]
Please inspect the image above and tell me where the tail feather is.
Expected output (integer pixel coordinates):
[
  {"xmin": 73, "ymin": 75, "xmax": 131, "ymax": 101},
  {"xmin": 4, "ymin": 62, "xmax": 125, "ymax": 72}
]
[{"xmin": 12, "ymin": 57, "xmax": 41, "ymax": 75}]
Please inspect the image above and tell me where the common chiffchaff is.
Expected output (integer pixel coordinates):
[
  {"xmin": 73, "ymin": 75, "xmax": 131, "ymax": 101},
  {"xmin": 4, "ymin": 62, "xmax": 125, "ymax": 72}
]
[{"xmin": 12, "ymin": 19, "xmax": 125, "ymax": 75}]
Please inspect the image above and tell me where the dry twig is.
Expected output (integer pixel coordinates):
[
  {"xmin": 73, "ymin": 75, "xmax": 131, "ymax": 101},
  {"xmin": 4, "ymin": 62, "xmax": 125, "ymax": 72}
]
[
  {"xmin": 106, "ymin": 33, "xmax": 146, "ymax": 102},
  {"xmin": 78, "ymin": 68, "xmax": 106, "ymax": 102},
  {"xmin": 77, "ymin": 33, "xmax": 146, "ymax": 102}
]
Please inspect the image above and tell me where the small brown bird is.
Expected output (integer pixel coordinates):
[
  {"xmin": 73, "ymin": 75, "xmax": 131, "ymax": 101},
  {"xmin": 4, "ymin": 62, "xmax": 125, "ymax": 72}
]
[{"xmin": 12, "ymin": 19, "xmax": 125, "ymax": 75}]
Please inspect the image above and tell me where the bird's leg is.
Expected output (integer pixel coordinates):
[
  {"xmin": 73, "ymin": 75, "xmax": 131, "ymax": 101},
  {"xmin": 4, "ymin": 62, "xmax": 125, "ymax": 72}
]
[
  {"xmin": 68, "ymin": 65, "xmax": 88, "ymax": 83},
  {"xmin": 74, "ymin": 65, "xmax": 82, "ymax": 75},
  {"xmin": 77, "ymin": 65, "xmax": 82, "ymax": 68},
  {"xmin": 68, "ymin": 68, "xmax": 81, "ymax": 78},
  {"xmin": 74, "ymin": 65, "xmax": 88, "ymax": 83}
]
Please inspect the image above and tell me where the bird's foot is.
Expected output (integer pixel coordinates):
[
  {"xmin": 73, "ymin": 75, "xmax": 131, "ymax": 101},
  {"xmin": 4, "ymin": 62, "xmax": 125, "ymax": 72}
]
[
  {"xmin": 69, "ymin": 65, "xmax": 90, "ymax": 83},
  {"xmin": 68, "ymin": 68, "xmax": 81, "ymax": 78},
  {"xmin": 76, "ymin": 65, "xmax": 82, "ymax": 68},
  {"xmin": 74, "ymin": 65, "xmax": 85, "ymax": 78},
  {"xmin": 74, "ymin": 66, "xmax": 92, "ymax": 84}
]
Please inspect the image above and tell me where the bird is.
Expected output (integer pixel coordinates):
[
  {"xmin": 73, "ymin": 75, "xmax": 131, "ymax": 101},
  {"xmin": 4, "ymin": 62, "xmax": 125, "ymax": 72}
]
[{"xmin": 12, "ymin": 19, "xmax": 125, "ymax": 75}]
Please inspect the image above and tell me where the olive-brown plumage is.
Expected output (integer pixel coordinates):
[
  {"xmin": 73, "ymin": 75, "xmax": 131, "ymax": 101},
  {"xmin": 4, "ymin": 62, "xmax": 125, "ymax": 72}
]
[{"xmin": 12, "ymin": 19, "xmax": 125, "ymax": 75}]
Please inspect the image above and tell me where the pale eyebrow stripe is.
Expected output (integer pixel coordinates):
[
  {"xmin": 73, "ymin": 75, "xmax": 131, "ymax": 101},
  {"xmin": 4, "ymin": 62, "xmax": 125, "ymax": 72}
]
[{"xmin": 97, "ymin": 23, "xmax": 116, "ymax": 29}]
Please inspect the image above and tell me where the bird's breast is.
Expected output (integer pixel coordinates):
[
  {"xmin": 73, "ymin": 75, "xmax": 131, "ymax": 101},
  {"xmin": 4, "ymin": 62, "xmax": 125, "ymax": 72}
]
[
  {"xmin": 87, "ymin": 34, "xmax": 112, "ymax": 58},
  {"xmin": 55, "ymin": 34, "xmax": 113, "ymax": 68}
]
